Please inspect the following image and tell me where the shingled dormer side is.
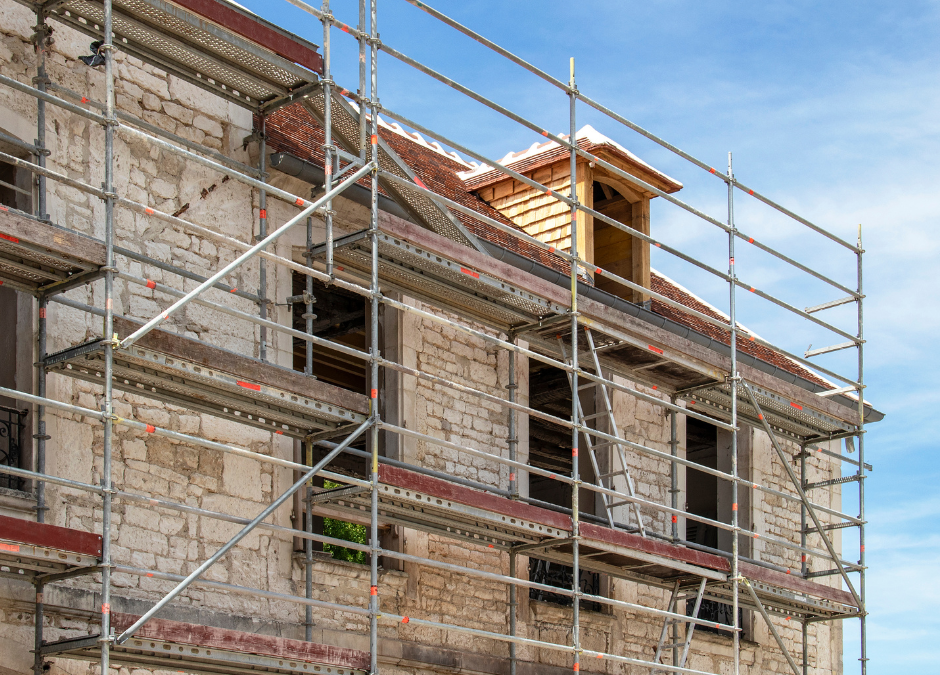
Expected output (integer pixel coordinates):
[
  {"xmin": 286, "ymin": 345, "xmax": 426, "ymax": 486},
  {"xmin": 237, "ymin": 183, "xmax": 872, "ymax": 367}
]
[{"xmin": 462, "ymin": 127, "xmax": 682, "ymax": 305}]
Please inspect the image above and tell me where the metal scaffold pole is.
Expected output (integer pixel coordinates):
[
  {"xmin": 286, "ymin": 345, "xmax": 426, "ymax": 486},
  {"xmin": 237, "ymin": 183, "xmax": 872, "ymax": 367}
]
[
  {"xmin": 101, "ymin": 0, "xmax": 117, "ymax": 668},
  {"xmin": 508, "ymin": 336, "xmax": 518, "ymax": 675},
  {"xmin": 801, "ymin": 442, "xmax": 809, "ymax": 675},
  {"xmin": 322, "ymin": 0, "xmax": 335, "ymax": 278},
  {"xmin": 259, "ymin": 115, "xmax": 268, "ymax": 361},
  {"xmin": 856, "ymin": 225, "xmax": 867, "ymax": 675},
  {"xmin": 367, "ymin": 1, "xmax": 380, "ymax": 674},
  {"xmin": 567, "ymin": 56, "xmax": 580, "ymax": 675},
  {"xmin": 32, "ymin": 8, "xmax": 50, "ymax": 675},
  {"xmin": 727, "ymin": 152, "xmax": 740, "ymax": 675}
]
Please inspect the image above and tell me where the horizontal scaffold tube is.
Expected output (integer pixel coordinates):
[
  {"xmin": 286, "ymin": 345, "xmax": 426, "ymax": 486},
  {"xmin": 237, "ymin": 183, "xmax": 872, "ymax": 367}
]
[
  {"xmin": 46, "ymin": 82, "xmax": 262, "ymax": 178},
  {"xmin": 116, "ymin": 417, "xmax": 374, "ymax": 644},
  {"xmin": 378, "ymin": 169, "xmax": 735, "ymax": 332},
  {"xmin": 0, "ymin": 382, "xmax": 366, "ymax": 489},
  {"xmin": 377, "ymin": 297, "xmax": 861, "ymax": 527},
  {"xmin": 376, "ymin": 107, "xmax": 734, "ymax": 287},
  {"xmin": 398, "ymin": 0, "xmax": 859, "ymax": 253},
  {"xmin": 113, "ymin": 564, "xmax": 370, "ymax": 616},
  {"xmin": 42, "ymin": 291, "xmax": 857, "ymax": 540}
]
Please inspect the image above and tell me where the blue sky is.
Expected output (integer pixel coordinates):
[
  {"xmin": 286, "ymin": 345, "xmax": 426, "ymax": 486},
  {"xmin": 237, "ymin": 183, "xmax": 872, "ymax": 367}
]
[{"xmin": 241, "ymin": 1, "xmax": 937, "ymax": 671}]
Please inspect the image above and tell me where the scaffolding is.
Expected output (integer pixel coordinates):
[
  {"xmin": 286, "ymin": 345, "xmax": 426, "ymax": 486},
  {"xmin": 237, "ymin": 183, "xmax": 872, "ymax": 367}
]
[{"xmin": 0, "ymin": 1, "xmax": 873, "ymax": 674}]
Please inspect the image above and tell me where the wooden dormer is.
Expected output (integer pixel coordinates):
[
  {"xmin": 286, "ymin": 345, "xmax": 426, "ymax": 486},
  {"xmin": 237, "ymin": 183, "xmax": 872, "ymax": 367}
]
[{"xmin": 461, "ymin": 126, "xmax": 682, "ymax": 304}]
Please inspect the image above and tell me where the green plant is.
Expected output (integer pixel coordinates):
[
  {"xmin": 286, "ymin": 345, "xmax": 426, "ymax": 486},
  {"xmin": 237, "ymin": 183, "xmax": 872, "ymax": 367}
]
[{"xmin": 322, "ymin": 480, "xmax": 367, "ymax": 564}]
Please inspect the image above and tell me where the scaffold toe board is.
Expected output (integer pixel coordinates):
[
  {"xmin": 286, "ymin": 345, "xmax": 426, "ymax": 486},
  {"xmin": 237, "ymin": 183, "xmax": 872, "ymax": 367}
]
[
  {"xmin": 42, "ymin": 0, "xmax": 322, "ymax": 108},
  {"xmin": 42, "ymin": 613, "xmax": 369, "ymax": 675},
  {"xmin": 0, "ymin": 514, "xmax": 101, "ymax": 579},
  {"xmin": 0, "ymin": 207, "xmax": 105, "ymax": 295},
  {"xmin": 43, "ymin": 317, "xmax": 369, "ymax": 438}
]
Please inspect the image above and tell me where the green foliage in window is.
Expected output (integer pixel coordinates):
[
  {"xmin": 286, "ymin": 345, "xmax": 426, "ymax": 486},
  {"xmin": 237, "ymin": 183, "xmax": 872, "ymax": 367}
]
[{"xmin": 322, "ymin": 480, "xmax": 367, "ymax": 564}]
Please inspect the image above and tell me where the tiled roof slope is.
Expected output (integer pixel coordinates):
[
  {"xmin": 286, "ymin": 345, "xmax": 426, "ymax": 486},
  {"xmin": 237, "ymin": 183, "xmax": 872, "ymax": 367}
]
[
  {"xmin": 262, "ymin": 105, "xmax": 567, "ymax": 272},
  {"xmin": 650, "ymin": 273, "xmax": 829, "ymax": 387},
  {"xmin": 263, "ymin": 105, "xmax": 825, "ymax": 388}
]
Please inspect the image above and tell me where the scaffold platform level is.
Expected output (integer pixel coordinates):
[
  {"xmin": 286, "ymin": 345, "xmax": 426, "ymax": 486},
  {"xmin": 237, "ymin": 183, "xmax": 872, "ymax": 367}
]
[
  {"xmin": 35, "ymin": 0, "xmax": 323, "ymax": 108},
  {"xmin": 0, "ymin": 515, "xmax": 101, "ymax": 580},
  {"xmin": 41, "ymin": 614, "xmax": 369, "ymax": 675},
  {"xmin": 43, "ymin": 317, "xmax": 369, "ymax": 439},
  {"xmin": 0, "ymin": 208, "xmax": 105, "ymax": 295},
  {"xmin": 314, "ymin": 466, "xmax": 855, "ymax": 620},
  {"xmin": 682, "ymin": 382, "xmax": 855, "ymax": 442}
]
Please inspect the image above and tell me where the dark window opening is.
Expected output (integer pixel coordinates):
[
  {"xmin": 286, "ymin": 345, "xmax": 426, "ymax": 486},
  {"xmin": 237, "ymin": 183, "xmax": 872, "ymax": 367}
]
[
  {"xmin": 685, "ymin": 417, "xmax": 719, "ymax": 549},
  {"xmin": 0, "ymin": 285, "xmax": 29, "ymax": 491},
  {"xmin": 685, "ymin": 416, "xmax": 744, "ymax": 636},
  {"xmin": 688, "ymin": 598, "xmax": 742, "ymax": 637},
  {"xmin": 0, "ymin": 405, "xmax": 27, "ymax": 491},
  {"xmin": 527, "ymin": 359, "xmax": 603, "ymax": 611},
  {"xmin": 291, "ymin": 272, "xmax": 366, "ymax": 393},
  {"xmin": 529, "ymin": 558, "xmax": 601, "ymax": 612},
  {"xmin": 0, "ymin": 154, "xmax": 33, "ymax": 213}
]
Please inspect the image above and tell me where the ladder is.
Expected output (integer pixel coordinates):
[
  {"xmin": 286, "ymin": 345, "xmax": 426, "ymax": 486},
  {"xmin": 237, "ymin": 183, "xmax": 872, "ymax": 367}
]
[
  {"xmin": 557, "ymin": 327, "xmax": 646, "ymax": 536},
  {"xmin": 651, "ymin": 578, "xmax": 707, "ymax": 674}
]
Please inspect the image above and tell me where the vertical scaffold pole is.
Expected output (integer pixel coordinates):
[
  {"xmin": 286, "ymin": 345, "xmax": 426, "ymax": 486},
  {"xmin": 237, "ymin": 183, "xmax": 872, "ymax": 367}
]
[
  {"xmin": 669, "ymin": 395, "xmax": 679, "ymax": 670},
  {"xmin": 727, "ymin": 152, "xmax": 740, "ymax": 675},
  {"xmin": 32, "ymin": 9, "xmax": 50, "ymax": 675},
  {"xmin": 304, "ymin": 439, "xmax": 314, "ymax": 641},
  {"xmin": 856, "ymin": 225, "xmax": 867, "ymax": 675},
  {"xmin": 101, "ymin": 0, "xmax": 117, "ymax": 669},
  {"xmin": 367, "ymin": 1, "xmax": 380, "ymax": 673},
  {"xmin": 567, "ymin": 56, "xmax": 580, "ymax": 675},
  {"xmin": 358, "ymin": 0, "xmax": 367, "ymax": 161},
  {"xmin": 508, "ymin": 337, "xmax": 517, "ymax": 675},
  {"xmin": 258, "ymin": 116, "xmax": 268, "ymax": 361},
  {"xmin": 321, "ymin": 0, "xmax": 334, "ymax": 278},
  {"xmin": 800, "ymin": 443, "xmax": 808, "ymax": 674}
]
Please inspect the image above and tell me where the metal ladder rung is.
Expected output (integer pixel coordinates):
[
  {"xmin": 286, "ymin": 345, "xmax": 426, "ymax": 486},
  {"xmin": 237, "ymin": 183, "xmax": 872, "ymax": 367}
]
[{"xmin": 598, "ymin": 470, "xmax": 628, "ymax": 479}]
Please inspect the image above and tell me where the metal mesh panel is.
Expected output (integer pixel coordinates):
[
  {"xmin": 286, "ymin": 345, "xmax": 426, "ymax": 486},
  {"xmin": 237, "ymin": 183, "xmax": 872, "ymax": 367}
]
[
  {"xmin": 59, "ymin": 1, "xmax": 308, "ymax": 102},
  {"xmin": 0, "ymin": 240, "xmax": 88, "ymax": 274}
]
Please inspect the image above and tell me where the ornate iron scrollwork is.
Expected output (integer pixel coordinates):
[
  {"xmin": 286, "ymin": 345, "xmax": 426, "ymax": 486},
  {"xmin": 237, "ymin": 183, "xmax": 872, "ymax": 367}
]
[{"xmin": 529, "ymin": 558, "xmax": 602, "ymax": 612}]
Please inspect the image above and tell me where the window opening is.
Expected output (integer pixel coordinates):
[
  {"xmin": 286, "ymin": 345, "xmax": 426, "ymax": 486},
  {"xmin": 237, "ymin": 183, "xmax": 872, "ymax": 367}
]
[
  {"xmin": 685, "ymin": 416, "xmax": 741, "ymax": 635},
  {"xmin": 290, "ymin": 272, "xmax": 366, "ymax": 392},
  {"xmin": 322, "ymin": 480, "xmax": 367, "ymax": 564},
  {"xmin": 0, "ymin": 152, "xmax": 33, "ymax": 213},
  {"xmin": 527, "ymin": 358, "xmax": 601, "ymax": 611},
  {"xmin": 0, "ymin": 286, "xmax": 27, "ymax": 491}
]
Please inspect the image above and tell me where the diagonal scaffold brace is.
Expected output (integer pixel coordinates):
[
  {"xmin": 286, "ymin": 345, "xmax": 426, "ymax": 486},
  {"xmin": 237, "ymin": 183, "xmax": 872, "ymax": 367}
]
[
  {"xmin": 741, "ymin": 382, "xmax": 862, "ymax": 608},
  {"xmin": 119, "ymin": 161, "xmax": 376, "ymax": 350},
  {"xmin": 115, "ymin": 417, "xmax": 373, "ymax": 644}
]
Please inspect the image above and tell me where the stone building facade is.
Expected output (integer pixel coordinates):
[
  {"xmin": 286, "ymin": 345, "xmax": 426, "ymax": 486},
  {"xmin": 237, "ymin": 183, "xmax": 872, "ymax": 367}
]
[{"xmin": 0, "ymin": 3, "xmax": 862, "ymax": 675}]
